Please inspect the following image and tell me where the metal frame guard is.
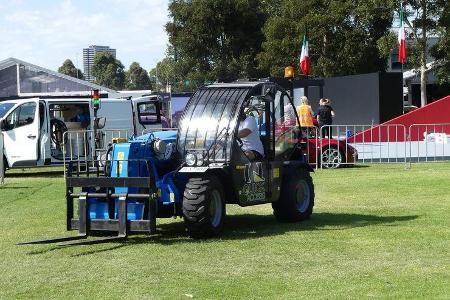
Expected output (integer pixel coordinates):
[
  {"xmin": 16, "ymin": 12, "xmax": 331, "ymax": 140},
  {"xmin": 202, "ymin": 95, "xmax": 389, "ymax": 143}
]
[{"xmin": 65, "ymin": 160, "xmax": 157, "ymax": 238}]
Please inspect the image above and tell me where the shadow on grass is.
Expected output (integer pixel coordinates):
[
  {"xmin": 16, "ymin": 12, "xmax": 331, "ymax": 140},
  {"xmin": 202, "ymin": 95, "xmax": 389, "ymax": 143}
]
[
  {"xmin": 0, "ymin": 186, "xmax": 32, "ymax": 189},
  {"xmin": 5, "ymin": 170, "xmax": 64, "ymax": 178},
  {"xmin": 345, "ymin": 164, "xmax": 371, "ymax": 168},
  {"xmin": 24, "ymin": 212, "xmax": 418, "ymax": 256}
]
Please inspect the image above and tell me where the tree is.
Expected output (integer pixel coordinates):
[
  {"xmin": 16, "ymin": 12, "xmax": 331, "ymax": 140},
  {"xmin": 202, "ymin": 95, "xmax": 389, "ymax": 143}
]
[
  {"xmin": 165, "ymin": 0, "xmax": 268, "ymax": 84},
  {"xmin": 92, "ymin": 53, "xmax": 126, "ymax": 90},
  {"xmin": 58, "ymin": 59, "xmax": 84, "ymax": 79},
  {"xmin": 125, "ymin": 62, "xmax": 152, "ymax": 90},
  {"xmin": 403, "ymin": 0, "xmax": 445, "ymax": 107},
  {"xmin": 257, "ymin": 0, "xmax": 396, "ymax": 78},
  {"xmin": 430, "ymin": 0, "xmax": 450, "ymax": 84}
]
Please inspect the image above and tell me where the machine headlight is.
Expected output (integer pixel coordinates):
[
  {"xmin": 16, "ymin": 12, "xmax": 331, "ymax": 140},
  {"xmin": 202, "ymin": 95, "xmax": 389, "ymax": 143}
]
[
  {"xmin": 185, "ymin": 153, "xmax": 196, "ymax": 166},
  {"xmin": 153, "ymin": 139, "xmax": 167, "ymax": 155},
  {"xmin": 196, "ymin": 153, "xmax": 204, "ymax": 166}
]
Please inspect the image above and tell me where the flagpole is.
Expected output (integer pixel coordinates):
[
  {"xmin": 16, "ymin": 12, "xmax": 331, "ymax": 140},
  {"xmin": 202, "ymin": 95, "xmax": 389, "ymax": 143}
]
[{"xmin": 401, "ymin": 62, "xmax": 404, "ymax": 104}]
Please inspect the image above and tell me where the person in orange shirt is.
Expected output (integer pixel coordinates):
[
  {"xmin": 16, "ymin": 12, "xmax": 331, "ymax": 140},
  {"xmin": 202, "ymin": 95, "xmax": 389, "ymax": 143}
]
[{"xmin": 296, "ymin": 96, "xmax": 314, "ymax": 137}]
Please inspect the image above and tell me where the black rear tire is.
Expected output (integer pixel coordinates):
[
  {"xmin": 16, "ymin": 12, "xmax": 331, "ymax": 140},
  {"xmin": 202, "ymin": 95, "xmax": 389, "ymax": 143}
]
[
  {"xmin": 182, "ymin": 177, "xmax": 226, "ymax": 239},
  {"xmin": 272, "ymin": 167, "xmax": 314, "ymax": 222}
]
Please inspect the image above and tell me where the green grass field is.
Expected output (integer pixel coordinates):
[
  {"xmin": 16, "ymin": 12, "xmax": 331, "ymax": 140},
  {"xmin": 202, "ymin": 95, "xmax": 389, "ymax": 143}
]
[{"xmin": 0, "ymin": 164, "xmax": 449, "ymax": 299}]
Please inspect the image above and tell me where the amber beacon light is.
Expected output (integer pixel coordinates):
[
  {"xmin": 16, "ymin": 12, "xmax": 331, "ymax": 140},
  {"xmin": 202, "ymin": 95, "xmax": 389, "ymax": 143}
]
[{"xmin": 284, "ymin": 66, "xmax": 295, "ymax": 79}]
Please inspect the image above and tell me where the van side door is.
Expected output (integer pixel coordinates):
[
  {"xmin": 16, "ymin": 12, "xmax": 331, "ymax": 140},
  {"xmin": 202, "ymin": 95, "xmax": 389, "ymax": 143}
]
[{"xmin": 2, "ymin": 100, "xmax": 40, "ymax": 167}]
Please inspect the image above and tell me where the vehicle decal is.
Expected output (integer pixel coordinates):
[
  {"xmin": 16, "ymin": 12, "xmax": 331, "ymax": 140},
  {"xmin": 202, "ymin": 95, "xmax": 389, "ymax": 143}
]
[{"xmin": 273, "ymin": 168, "xmax": 280, "ymax": 178}]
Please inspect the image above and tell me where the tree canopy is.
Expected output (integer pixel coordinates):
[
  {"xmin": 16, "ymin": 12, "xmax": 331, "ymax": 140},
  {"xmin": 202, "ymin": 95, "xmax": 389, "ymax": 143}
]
[
  {"xmin": 166, "ymin": 0, "xmax": 268, "ymax": 83},
  {"xmin": 58, "ymin": 59, "xmax": 84, "ymax": 79},
  {"xmin": 125, "ymin": 62, "xmax": 152, "ymax": 90},
  {"xmin": 92, "ymin": 52, "xmax": 126, "ymax": 90},
  {"xmin": 430, "ymin": 0, "xmax": 450, "ymax": 84},
  {"xmin": 257, "ymin": 0, "xmax": 396, "ymax": 78},
  {"xmin": 156, "ymin": 0, "xmax": 448, "ymax": 95}
]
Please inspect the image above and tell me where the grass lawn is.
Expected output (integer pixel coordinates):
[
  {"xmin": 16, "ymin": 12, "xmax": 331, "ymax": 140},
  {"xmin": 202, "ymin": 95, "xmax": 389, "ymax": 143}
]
[{"xmin": 0, "ymin": 163, "xmax": 449, "ymax": 299}]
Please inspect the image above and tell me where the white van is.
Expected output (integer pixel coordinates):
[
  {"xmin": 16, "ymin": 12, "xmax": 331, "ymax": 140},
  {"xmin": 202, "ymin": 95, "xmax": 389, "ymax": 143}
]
[{"xmin": 0, "ymin": 95, "xmax": 166, "ymax": 170}]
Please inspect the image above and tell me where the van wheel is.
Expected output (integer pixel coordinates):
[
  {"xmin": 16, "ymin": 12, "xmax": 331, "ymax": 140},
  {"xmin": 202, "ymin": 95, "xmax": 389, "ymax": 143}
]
[
  {"xmin": 182, "ymin": 177, "xmax": 225, "ymax": 239},
  {"xmin": 273, "ymin": 167, "xmax": 314, "ymax": 222}
]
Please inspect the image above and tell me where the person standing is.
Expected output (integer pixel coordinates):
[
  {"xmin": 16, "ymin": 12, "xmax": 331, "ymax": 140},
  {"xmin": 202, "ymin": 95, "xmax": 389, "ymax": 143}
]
[
  {"xmin": 296, "ymin": 96, "xmax": 314, "ymax": 137},
  {"xmin": 317, "ymin": 98, "xmax": 335, "ymax": 139}
]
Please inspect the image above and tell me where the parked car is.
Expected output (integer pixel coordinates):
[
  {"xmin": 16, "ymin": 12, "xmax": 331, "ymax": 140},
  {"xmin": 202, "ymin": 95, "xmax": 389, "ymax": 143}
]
[{"xmin": 305, "ymin": 137, "xmax": 358, "ymax": 168}]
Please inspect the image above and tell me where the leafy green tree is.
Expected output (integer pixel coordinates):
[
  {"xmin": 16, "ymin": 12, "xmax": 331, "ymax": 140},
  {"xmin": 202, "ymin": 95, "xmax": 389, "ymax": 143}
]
[
  {"xmin": 58, "ymin": 59, "xmax": 84, "ymax": 79},
  {"xmin": 92, "ymin": 52, "xmax": 126, "ymax": 90},
  {"xmin": 257, "ymin": 0, "xmax": 396, "ymax": 78},
  {"xmin": 166, "ymin": 0, "xmax": 268, "ymax": 84},
  {"xmin": 403, "ymin": 0, "xmax": 445, "ymax": 106},
  {"xmin": 125, "ymin": 62, "xmax": 152, "ymax": 90},
  {"xmin": 430, "ymin": 0, "xmax": 450, "ymax": 84}
]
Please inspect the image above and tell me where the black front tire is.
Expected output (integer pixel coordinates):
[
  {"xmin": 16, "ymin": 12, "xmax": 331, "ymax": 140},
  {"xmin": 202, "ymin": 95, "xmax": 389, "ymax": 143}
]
[
  {"xmin": 182, "ymin": 177, "xmax": 226, "ymax": 239},
  {"xmin": 272, "ymin": 167, "xmax": 315, "ymax": 222}
]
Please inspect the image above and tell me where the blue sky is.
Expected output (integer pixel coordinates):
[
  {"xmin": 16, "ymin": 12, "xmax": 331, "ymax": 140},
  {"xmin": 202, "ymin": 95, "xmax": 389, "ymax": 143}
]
[{"xmin": 0, "ymin": 0, "xmax": 170, "ymax": 72}]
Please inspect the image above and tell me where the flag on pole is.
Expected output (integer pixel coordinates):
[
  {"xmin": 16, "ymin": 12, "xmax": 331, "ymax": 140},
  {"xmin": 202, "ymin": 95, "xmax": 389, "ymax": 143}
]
[
  {"xmin": 300, "ymin": 29, "xmax": 310, "ymax": 76},
  {"xmin": 398, "ymin": 3, "xmax": 407, "ymax": 65}
]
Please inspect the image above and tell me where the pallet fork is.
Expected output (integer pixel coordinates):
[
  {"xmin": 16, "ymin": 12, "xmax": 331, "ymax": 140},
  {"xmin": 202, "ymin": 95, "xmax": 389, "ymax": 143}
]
[{"xmin": 19, "ymin": 167, "xmax": 157, "ymax": 246}]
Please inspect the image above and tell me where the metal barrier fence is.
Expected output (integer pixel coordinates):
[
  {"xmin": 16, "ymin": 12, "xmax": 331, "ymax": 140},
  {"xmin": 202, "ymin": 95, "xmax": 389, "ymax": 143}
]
[
  {"xmin": 0, "ymin": 132, "xmax": 4, "ymax": 185},
  {"xmin": 63, "ymin": 129, "xmax": 132, "ymax": 176},
  {"xmin": 301, "ymin": 126, "xmax": 320, "ymax": 169},
  {"xmin": 408, "ymin": 123, "xmax": 450, "ymax": 165},
  {"xmin": 318, "ymin": 124, "xmax": 408, "ymax": 168},
  {"xmin": 60, "ymin": 124, "xmax": 450, "ymax": 173}
]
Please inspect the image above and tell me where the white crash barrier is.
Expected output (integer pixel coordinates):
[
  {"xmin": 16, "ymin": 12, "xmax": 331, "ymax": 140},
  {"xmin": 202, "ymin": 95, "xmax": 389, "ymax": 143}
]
[
  {"xmin": 0, "ymin": 132, "xmax": 4, "ymax": 184},
  {"xmin": 408, "ymin": 123, "xmax": 450, "ymax": 163}
]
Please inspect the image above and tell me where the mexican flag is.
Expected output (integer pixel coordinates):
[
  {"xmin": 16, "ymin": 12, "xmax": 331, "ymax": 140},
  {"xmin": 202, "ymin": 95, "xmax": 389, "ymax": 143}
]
[
  {"xmin": 398, "ymin": 4, "xmax": 407, "ymax": 65},
  {"xmin": 300, "ymin": 29, "xmax": 310, "ymax": 76}
]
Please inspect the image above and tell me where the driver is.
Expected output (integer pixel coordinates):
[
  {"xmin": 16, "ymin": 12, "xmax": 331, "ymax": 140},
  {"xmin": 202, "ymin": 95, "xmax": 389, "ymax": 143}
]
[{"xmin": 237, "ymin": 111, "xmax": 264, "ymax": 161}]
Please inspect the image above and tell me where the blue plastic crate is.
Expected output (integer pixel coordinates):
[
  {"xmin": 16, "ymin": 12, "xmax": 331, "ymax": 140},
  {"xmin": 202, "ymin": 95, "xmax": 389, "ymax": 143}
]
[
  {"xmin": 114, "ymin": 200, "xmax": 145, "ymax": 220},
  {"xmin": 88, "ymin": 200, "xmax": 109, "ymax": 219}
]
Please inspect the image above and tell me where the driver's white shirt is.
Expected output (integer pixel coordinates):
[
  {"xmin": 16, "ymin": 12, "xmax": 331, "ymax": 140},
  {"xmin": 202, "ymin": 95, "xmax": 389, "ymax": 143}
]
[{"xmin": 238, "ymin": 116, "xmax": 264, "ymax": 156}]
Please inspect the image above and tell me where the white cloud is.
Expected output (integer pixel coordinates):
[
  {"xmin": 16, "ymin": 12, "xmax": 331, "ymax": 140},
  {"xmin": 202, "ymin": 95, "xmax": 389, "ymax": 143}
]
[{"xmin": 0, "ymin": 0, "xmax": 169, "ymax": 72}]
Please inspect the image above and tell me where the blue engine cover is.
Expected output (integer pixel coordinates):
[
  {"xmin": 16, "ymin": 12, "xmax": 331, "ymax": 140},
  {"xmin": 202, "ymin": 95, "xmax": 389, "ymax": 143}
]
[{"xmin": 105, "ymin": 130, "xmax": 181, "ymax": 220}]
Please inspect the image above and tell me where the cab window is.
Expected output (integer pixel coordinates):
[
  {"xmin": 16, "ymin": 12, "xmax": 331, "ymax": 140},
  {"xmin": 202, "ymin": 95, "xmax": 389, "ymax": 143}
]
[
  {"xmin": 4, "ymin": 102, "xmax": 36, "ymax": 131},
  {"xmin": 273, "ymin": 92, "xmax": 297, "ymax": 158},
  {"xmin": 137, "ymin": 102, "xmax": 161, "ymax": 125}
]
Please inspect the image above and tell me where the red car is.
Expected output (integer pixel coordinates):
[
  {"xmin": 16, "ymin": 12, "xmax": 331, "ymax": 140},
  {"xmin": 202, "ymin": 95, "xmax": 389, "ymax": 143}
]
[
  {"xmin": 300, "ymin": 119, "xmax": 357, "ymax": 168},
  {"xmin": 305, "ymin": 137, "xmax": 357, "ymax": 168},
  {"xmin": 276, "ymin": 119, "xmax": 357, "ymax": 168}
]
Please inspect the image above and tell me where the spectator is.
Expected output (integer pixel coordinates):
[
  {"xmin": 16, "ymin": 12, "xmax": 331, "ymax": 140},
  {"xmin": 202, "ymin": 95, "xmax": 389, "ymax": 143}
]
[
  {"xmin": 296, "ymin": 96, "xmax": 314, "ymax": 137},
  {"xmin": 317, "ymin": 98, "xmax": 335, "ymax": 138}
]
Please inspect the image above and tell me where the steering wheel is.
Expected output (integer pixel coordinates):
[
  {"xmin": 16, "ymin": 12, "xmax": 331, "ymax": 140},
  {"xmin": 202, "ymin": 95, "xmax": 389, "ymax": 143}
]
[{"xmin": 50, "ymin": 119, "xmax": 68, "ymax": 147}]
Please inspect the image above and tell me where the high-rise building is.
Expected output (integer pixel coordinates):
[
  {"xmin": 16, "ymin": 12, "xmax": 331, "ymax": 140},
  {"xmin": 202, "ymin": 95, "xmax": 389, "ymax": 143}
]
[{"xmin": 83, "ymin": 45, "xmax": 116, "ymax": 82}]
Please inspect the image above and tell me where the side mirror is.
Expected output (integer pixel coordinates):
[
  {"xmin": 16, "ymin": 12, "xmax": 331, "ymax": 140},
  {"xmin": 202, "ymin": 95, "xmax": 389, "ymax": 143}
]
[
  {"xmin": 0, "ymin": 119, "xmax": 8, "ymax": 131},
  {"xmin": 95, "ymin": 117, "xmax": 106, "ymax": 129}
]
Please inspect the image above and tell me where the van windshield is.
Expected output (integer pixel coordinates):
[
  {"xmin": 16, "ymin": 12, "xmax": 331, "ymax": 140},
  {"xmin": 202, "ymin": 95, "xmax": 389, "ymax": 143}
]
[{"xmin": 0, "ymin": 103, "xmax": 15, "ymax": 119}]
